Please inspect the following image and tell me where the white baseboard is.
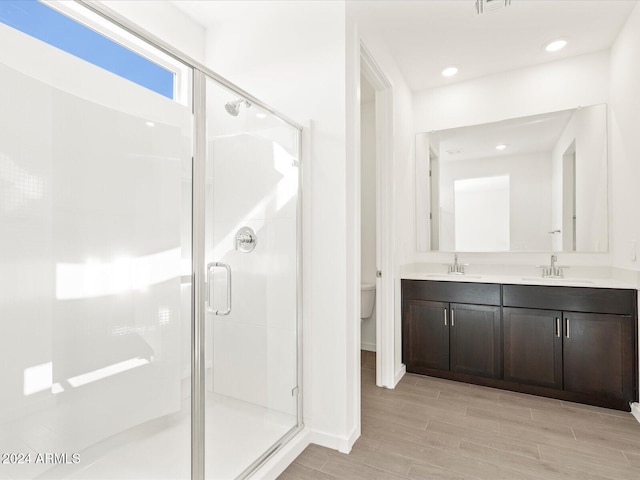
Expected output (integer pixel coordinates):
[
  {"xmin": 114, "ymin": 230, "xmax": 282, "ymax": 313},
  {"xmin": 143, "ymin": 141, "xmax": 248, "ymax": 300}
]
[
  {"xmin": 253, "ymin": 424, "xmax": 361, "ymax": 479},
  {"xmin": 344, "ymin": 424, "xmax": 360, "ymax": 453},
  {"xmin": 631, "ymin": 402, "xmax": 640, "ymax": 424},
  {"xmin": 310, "ymin": 425, "xmax": 359, "ymax": 454},
  {"xmin": 394, "ymin": 363, "xmax": 406, "ymax": 387},
  {"xmin": 253, "ymin": 428, "xmax": 311, "ymax": 480},
  {"xmin": 360, "ymin": 342, "xmax": 376, "ymax": 352}
]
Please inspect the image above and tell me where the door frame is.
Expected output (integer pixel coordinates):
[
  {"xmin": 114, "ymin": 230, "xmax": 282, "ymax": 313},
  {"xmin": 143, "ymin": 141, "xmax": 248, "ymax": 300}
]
[{"xmin": 360, "ymin": 43, "xmax": 395, "ymax": 388}]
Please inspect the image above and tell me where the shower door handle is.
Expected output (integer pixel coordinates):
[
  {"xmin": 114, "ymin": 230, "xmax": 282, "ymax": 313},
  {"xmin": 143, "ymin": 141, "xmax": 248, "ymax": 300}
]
[{"xmin": 206, "ymin": 262, "xmax": 232, "ymax": 316}]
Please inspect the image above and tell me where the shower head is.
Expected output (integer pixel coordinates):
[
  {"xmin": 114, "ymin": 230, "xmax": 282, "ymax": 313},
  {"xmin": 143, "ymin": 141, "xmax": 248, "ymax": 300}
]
[{"xmin": 224, "ymin": 99, "xmax": 252, "ymax": 116}]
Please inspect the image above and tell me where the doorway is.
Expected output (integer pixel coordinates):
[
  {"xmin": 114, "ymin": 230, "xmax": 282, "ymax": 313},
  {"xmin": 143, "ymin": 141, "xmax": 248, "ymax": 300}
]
[{"xmin": 360, "ymin": 43, "xmax": 394, "ymax": 389}]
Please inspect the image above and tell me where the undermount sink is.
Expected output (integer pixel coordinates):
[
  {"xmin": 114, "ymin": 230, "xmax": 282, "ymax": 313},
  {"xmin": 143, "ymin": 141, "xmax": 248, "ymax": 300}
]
[{"xmin": 521, "ymin": 277, "xmax": 594, "ymax": 285}]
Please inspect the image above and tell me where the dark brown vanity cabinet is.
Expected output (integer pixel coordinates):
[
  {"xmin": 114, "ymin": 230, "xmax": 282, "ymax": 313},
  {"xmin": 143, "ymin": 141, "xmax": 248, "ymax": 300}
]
[
  {"xmin": 503, "ymin": 284, "xmax": 637, "ymax": 409},
  {"xmin": 403, "ymin": 280, "xmax": 638, "ymax": 411},
  {"xmin": 449, "ymin": 304, "xmax": 501, "ymax": 378},
  {"xmin": 562, "ymin": 312, "xmax": 635, "ymax": 402},
  {"xmin": 403, "ymin": 299, "xmax": 449, "ymax": 371},
  {"xmin": 503, "ymin": 308, "xmax": 563, "ymax": 389},
  {"xmin": 504, "ymin": 307, "xmax": 635, "ymax": 402},
  {"xmin": 402, "ymin": 281, "xmax": 501, "ymax": 379}
]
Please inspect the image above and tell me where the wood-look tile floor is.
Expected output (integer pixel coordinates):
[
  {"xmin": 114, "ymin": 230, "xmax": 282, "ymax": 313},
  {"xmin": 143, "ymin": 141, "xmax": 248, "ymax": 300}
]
[{"xmin": 279, "ymin": 351, "xmax": 640, "ymax": 480}]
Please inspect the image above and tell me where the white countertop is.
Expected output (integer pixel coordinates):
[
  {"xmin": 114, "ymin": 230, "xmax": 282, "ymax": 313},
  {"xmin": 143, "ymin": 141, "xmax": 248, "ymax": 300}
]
[{"xmin": 401, "ymin": 272, "xmax": 637, "ymax": 290}]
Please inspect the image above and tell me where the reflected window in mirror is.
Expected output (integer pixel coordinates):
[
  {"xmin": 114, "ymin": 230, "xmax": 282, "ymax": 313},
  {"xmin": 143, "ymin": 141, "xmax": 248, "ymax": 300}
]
[{"xmin": 454, "ymin": 176, "xmax": 510, "ymax": 252}]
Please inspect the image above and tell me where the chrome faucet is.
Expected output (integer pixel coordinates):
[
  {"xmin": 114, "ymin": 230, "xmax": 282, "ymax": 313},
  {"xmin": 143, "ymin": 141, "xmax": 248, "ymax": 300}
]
[
  {"xmin": 537, "ymin": 253, "xmax": 568, "ymax": 278},
  {"xmin": 448, "ymin": 253, "xmax": 468, "ymax": 275}
]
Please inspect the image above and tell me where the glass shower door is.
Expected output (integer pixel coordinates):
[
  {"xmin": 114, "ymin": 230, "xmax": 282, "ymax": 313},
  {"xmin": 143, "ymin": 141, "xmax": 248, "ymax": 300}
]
[{"xmin": 203, "ymin": 77, "xmax": 301, "ymax": 479}]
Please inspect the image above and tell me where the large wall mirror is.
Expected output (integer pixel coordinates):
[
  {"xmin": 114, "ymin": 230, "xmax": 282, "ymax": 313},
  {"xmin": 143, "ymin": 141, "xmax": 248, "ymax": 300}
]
[{"xmin": 416, "ymin": 104, "xmax": 608, "ymax": 253}]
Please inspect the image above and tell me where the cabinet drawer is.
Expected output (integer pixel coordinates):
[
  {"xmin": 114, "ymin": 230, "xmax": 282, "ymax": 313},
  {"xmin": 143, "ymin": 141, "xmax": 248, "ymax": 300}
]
[
  {"xmin": 402, "ymin": 280, "xmax": 500, "ymax": 306},
  {"xmin": 503, "ymin": 284, "xmax": 636, "ymax": 315}
]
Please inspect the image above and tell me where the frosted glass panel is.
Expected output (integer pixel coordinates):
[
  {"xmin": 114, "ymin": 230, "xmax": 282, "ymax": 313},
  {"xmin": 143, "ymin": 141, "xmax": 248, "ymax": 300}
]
[{"xmin": 0, "ymin": 20, "xmax": 192, "ymax": 480}]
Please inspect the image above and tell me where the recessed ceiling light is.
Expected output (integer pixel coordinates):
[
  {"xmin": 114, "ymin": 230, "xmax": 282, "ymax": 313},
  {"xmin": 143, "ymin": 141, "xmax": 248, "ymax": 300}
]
[
  {"xmin": 496, "ymin": 144, "xmax": 507, "ymax": 150},
  {"xmin": 256, "ymin": 112, "xmax": 267, "ymax": 119},
  {"xmin": 545, "ymin": 39, "xmax": 567, "ymax": 52},
  {"xmin": 446, "ymin": 148, "xmax": 464, "ymax": 155},
  {"xmin": 441, "ymin": 66, "xmax": 459, "ymax": 77},
  {"xmin": 145, "ymin": 121, "xmax": 155, "ymax": 127}
]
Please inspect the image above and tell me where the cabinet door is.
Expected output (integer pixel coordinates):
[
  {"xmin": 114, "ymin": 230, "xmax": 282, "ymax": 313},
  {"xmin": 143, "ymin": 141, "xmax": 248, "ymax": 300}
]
[
  {"xmin": 402, "ymin": 299, "xmax": 449, "ymax": 373},
  {"xmin": 563, "ymin": 312, "xmax": 635, "ymax": 403},
  {"xmin": 503, "ymin": 307, "xmax": 563, "ymax": 389},
  {"xmin": 450, "ymin": 303, "xmax": 501, "ymax": 378}
]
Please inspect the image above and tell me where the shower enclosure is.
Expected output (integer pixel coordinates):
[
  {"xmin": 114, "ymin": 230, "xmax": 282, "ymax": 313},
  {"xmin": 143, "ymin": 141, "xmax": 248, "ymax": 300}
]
[{"xmin": 0, "ymin": 1, "xmax": 302, "ymax": 479}]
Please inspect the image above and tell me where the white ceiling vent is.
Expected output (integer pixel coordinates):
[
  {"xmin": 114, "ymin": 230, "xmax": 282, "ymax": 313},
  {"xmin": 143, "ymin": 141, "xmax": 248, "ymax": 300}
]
[{"xmin": 475, "ymin": 0, "xmax": 512, "ymax": 15}]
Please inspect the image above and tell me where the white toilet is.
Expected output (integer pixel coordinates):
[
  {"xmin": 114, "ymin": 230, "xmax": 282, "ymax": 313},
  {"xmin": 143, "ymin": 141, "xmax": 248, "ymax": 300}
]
[{"xmin": 361, "ymin": 283, "xmax": 376, "ymax": 320}]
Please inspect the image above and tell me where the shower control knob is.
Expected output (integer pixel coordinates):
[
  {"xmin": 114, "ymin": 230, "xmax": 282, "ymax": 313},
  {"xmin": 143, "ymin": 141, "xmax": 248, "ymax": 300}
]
[{"xmin": 235, "ymin": 227, "xmax": 257, "ymax": 253}]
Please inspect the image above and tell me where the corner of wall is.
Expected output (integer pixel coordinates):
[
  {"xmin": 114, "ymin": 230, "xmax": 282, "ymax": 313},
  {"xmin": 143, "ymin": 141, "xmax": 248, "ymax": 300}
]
[{"xmin": 608, "ymin": 0, "xmax": 640, "ymax": 272}]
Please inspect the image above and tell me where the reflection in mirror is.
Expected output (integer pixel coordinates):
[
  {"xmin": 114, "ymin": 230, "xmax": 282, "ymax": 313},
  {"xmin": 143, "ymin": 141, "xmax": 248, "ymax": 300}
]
[
  {"xmin": 417, "ymin": 104, "xmax": 608, "ymax": 253},
  {"xmin": 454, "ymin": 175, "xmax": 510, "ymax": 251}
]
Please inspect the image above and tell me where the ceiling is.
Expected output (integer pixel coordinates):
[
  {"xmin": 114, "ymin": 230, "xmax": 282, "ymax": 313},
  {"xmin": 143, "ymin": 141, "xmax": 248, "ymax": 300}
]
[
  {"xmin": 172, "ymin": 0, "xmax": 637, "ymax": 93},
  {"xmin": 435, "ymin": 108, "xmax": 575, "ymax": 162},
  {"xmin": 348, "ymin": 0, "xmax": 637, "ymax": 91}
]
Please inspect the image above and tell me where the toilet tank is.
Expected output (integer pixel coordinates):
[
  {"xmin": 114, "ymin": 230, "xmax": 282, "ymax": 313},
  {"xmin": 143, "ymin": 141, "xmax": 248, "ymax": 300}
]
[{"xmin": 361, "ymin": 283, "xmax": 376, "ymax": 319}]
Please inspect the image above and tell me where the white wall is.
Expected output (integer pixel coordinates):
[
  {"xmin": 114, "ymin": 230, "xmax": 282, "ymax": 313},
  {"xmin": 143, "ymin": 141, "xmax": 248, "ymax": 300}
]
[
  {"xmin": 351, "ymin": 21, "xmax": 416, "ymax": 387},
  {"xmin": 413, "ymin": 51, "xmax": 610, "ymax": 133},
  {"xmin": 610, "ymin": 1, "xmax": 640, "ymax": 272},
  {"xmin": 609, "ymin": 0, "xmax": 640, "ymax": 420},
  {"xmin": 360, "ymin": 99, "xmax": 376, "ymax": 350},
  {"xmin": 100, "ymin": 1, "xmax": 205, "ymax": 63}
]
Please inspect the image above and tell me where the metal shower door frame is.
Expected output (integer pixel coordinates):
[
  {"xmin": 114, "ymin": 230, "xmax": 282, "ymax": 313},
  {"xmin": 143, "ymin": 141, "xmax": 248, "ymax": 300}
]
[{"xmin": 193, "ymin": 70, "xmax": 305, "ymax": 480}]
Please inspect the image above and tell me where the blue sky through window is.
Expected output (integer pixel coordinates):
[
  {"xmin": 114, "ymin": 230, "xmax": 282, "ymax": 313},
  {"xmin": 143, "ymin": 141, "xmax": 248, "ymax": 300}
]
[{"xmin": 0, "ymin": 0, "xmax": 174, "ymax": 99}]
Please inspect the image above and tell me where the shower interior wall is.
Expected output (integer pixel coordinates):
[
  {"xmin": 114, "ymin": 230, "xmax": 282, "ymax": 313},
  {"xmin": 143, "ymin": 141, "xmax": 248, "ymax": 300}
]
[
  {"xmin": 104, "ymin": 0, "xmax": 362, "ymax": 454},
  {"xmin": 101, "ymin": 1, "xmax": 296, "ymax": 413},
  {"xmin": 101, "ymin": 0, "xmax": 300, "ymax": 418},
  {"xmin": 98, "ymin": 0, "xmax": 206, "ymax": 388},
  {"xmin": 204, "ymin": 93, "xmax": 299, "ymax": 417}
]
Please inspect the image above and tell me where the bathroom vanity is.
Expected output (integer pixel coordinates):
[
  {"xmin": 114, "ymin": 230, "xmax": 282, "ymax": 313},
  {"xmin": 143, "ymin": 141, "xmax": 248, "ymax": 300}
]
[{"xmin": 401, "ymin": 278, "xmax": 638, "ymax": 411}]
